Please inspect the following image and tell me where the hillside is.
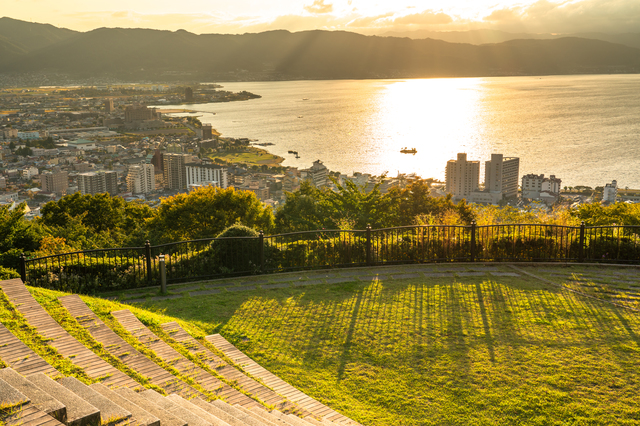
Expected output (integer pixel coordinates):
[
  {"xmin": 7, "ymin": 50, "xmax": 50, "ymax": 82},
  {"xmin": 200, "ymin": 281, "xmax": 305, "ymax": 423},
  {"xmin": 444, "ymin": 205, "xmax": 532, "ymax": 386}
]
[
  {"xmin": 1, "ymin": 18, "xmax": 639, "ymax": 80},
  {"xmin": 3, "ymin": 262, "xmax": 640, "ymax": 425}
]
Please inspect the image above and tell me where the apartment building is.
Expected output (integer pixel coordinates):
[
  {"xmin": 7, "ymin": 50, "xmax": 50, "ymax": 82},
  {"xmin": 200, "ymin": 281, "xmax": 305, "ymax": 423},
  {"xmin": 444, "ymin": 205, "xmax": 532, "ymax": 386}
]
[{"xmin": 445, "ymin": 153, "xmax": 480, "ymax": 200}]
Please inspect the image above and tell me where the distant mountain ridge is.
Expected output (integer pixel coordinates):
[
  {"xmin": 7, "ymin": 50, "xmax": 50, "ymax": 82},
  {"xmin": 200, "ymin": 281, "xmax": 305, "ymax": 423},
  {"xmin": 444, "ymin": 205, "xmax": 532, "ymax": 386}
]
[
  {"xmin": 1, "ymin": 17, "xmax": 639, "ymax": 81},
  {"xmin": 381, "ymin": 28, "xmax": 640, "ymax": 50}
]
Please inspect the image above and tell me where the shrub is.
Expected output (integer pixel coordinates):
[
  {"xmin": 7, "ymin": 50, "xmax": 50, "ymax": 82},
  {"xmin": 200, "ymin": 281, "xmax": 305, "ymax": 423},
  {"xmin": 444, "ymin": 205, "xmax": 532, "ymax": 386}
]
[{"xmin": 0, "ymin": 266, "xmax": 19, "ymax": 280}]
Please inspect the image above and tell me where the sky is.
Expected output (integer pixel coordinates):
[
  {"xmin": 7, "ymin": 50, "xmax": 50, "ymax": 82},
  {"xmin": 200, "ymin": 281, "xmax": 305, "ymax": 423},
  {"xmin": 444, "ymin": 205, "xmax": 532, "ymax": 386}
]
[{"xmin": 4, "ymin": 0, "xmax": 640, "ymax": 35}]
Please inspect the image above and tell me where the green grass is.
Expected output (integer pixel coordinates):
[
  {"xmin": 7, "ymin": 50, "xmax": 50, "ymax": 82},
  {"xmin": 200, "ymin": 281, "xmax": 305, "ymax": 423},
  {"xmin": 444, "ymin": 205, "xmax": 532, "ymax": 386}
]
[
  {"xmin": 209, "ymin": 148, "xmax": 283, "ymax": 166},
  {"xmin": 3, "ymin": 267, "xmax": 640, "ymax": 425},
  {"xmin": 138, "ymin": 273, "xmax": 640, "ymax": 426}
]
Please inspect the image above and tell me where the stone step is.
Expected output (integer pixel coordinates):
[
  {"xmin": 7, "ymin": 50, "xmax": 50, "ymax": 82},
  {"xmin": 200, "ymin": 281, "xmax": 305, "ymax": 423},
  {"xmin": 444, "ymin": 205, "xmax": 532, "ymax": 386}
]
[
  {"xmin": 0, "ymin": 376, "xmax": 30, "ymax": 408},
  {"xmin": 299, "ymin": 417, "xmax": 324, "ymax": 426},
  {"xmin": 0, "ymin": 368, "xmax": 66, "ymax": 423},
  {"xmin": 160, "ymin": 322, "xmax": 287, "ymax": 410},
  {"xmin": 165, "ymin": 395, "xmax": 231, "ymax": 426},
  {"xmin": 205, "ymin": 335, "xmax": 341, "ymax": 422},
  {"xmin": 233, "ymin": 406, "xmax": 280, "ymax": 426},
  {"xmin": 26, "ymin": 373, "xmax": 101, "ymax": 426},
  {"xmin": 57, "ymin": 295, "xmax": 196, "ymax": 398},
  {"xmin": 58, "ymin": 377, "xmax": 132, "ymax": 426},
  {"xmin": 189, "ymin": 398, "xmax": 253, "ymax": 426},
  {"xmin": 110, "ymin": 310, "xmax": 254, "ymax": 407},
  {"xmin": 114, "ymin": 388, "xmax": 186, "ymax": 426},
  {"xmin": 209, "ymin": 400, "xmax": 267, "ymax": 426},
  {"xmin": 0, "ymin": 402, "xmax": 66, "ymax": 426},
  {"xmin": 270, "ymin": 411, "xmax": 308, "ymax": 426},
  {"xmin": 140, "ymin": 390, "xmax": 212, "ymax": 426},
  {"xmin": 89, "ymin": 384, "xmax": 160, "ymax": 426},
  {"xmin": 0, "ymin": 324, "xmax": 59, "ymax": 377},
  {"xmin": 0, "ymin": 280, "xmax": 137, "ymax": 390}
]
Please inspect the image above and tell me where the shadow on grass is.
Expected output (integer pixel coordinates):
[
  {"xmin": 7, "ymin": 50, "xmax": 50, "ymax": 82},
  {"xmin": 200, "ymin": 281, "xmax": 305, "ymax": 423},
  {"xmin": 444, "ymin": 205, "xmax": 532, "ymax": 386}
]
[{"xmin": 144, "ymin": 273, "xmax": 640, "ymax": 425}]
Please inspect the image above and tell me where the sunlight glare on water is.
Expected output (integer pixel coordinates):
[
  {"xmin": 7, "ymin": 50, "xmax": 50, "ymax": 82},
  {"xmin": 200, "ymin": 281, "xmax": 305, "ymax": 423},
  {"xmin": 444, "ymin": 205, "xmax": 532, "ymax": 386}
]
[{"xmin": 158, "ymin": 75, "xmax": 640, "ymax": 187}]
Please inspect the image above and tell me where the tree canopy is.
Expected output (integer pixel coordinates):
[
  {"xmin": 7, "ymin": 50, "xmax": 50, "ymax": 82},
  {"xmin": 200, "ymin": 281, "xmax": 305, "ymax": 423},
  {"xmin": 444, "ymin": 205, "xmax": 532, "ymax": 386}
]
[{"xmin": 149, "ymin": 186, "xmax": 275, "ymax": 242}]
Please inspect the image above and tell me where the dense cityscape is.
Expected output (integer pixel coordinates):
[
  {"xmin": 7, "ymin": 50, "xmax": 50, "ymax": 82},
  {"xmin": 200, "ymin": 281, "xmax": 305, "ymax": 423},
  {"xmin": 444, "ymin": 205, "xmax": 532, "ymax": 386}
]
[{"xmin": 0, "ymin": 84, "xmax": 636, "ymax": 220}]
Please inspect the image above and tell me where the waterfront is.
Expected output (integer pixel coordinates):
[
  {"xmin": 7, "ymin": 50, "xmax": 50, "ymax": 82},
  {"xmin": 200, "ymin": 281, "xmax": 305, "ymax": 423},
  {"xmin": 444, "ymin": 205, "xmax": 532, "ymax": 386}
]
[{"xmin": 157, "ymin": 75, "xmax": 640, "ymax": 188}]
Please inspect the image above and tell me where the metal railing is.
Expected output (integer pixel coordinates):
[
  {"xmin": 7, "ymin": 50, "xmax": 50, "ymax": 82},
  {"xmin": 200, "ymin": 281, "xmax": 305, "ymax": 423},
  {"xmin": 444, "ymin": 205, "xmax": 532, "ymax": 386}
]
[{"xmin": 20, "ymin": 222, "xmax": 640, "ymax": 293}]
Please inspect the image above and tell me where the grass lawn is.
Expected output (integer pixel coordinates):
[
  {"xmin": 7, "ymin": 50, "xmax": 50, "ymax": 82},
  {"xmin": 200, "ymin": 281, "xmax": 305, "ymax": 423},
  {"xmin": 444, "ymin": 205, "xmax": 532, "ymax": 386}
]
[
  {"xmin": 131, "ymin": 270, "xmax": 640, "ymax": 425},
  {"xmin": 210, "ymin": 149, "xmax": 283, "ymax": 166}
]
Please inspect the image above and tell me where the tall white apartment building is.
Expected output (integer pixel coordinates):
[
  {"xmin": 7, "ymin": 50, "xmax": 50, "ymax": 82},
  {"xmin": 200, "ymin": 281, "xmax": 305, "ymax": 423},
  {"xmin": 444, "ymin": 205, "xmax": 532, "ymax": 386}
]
[
  {"xmin": 185, "ymin": 163, "xmax": 229, "ymax": 189},
  {"xmin": 484, "ymin": 153, "xmax": 520, "ymax": 198},
  {"xmin": 127, "ymin": 163, "xmax": 155, "ymax": 194},
  {"xmin": 603, "ymin": 180, "xmax": 618, "ymax": 203},
  {"xmin": 445, "ymin": 153, "xmax": 480, "ymax": 200}
]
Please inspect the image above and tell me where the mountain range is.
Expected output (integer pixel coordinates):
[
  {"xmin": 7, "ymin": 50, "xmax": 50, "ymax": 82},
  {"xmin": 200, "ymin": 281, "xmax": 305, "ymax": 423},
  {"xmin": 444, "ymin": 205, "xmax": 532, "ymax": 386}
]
[{"xmin": 1, "ymin": 17, "xmax": 639, "ymax": 81}]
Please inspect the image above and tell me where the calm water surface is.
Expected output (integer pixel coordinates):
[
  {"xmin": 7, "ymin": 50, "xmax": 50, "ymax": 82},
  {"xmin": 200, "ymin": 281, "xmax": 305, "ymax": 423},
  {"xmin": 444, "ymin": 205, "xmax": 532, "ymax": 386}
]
[{"xmin": 157, "ymin": 75, "xmax": 640, "ymax": 188}]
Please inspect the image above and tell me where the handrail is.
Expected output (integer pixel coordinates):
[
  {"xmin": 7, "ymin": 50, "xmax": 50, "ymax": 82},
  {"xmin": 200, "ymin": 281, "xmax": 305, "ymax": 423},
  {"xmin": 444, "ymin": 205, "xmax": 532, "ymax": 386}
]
[{"xmin": 20, "ymin": 223, "xmax": 640, "ymax": 292}]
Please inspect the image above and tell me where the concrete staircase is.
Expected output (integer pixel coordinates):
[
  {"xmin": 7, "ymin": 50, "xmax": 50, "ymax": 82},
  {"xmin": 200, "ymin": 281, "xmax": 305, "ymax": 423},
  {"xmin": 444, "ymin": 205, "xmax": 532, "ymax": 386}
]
[{"xmin": 0, "ymin": 279, "xmax": 359, "ymax": 426}]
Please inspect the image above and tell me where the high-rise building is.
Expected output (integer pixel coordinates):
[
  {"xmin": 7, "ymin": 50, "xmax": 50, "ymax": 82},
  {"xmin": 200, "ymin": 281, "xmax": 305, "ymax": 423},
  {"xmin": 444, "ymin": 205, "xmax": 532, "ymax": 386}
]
[
  {"xmin": 301, "ymin": 160, "xmax": 328, "ymax": 188},
  {"xmin": 151, "ymin": 149, "xmax": 163, "ymax": 172},
  {"xmin": 41, "ymin": 171, "xmax": 68, "ymax": 194},
  {"xmin": 484, "ymin": 153, "xmax": 520, "ymax": 198},
  {"xmin": 78, "ymin": 171, "xmax": 118, "ymax": 195},
  {"xmin": 186, "ymin": 163, "xmax": 229, "ymax": 188},
  {"xmin": 603, "ymin": 180, "xmax": 618, "ymax": 203},
  {"xmin": 185, "ymin": 87, "xmax": 194, "ymax": 102},
  {"xmin": 104, "ymin": 99, "xmax": 114, "ymax": 113},
  {"xmin": 163, "ymin": 153, "xmax": 187, "ymax": 190},
  {"xmin": 202, "ymin": 124, "xmax": 213, "ymax": 140},
  {"xmin": 445, "ymin": 153, "xmax": 480, "ymax": 200},
  {"xmin": 127, "ymin": 163, "xmax": 155, "ymax": 194}
]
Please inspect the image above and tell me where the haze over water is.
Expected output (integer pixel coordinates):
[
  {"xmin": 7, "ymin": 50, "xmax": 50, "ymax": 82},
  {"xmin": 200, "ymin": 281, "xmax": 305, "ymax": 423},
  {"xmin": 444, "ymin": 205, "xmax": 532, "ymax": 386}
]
[{"xmin": 159, "ymin": 75, "xmax": 640, "ymax": 188}]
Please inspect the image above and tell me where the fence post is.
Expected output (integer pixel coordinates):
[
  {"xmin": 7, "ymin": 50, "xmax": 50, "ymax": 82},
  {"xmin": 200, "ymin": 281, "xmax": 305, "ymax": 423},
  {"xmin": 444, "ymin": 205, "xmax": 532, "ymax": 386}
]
[
  {"xmin": 470, "ymin": 221, "xmax": 476, "ymax": 263},
  {"xmin": 159, "ymin": 254, "xmax": 167, "ymax": 294},
  {"xmin": 145, "ymin": 240, "xmax": 153, "ymax": 284},
  {"xmin": 258, "ymin": 231, "xmax": 265, "ymax": 272},
  {"xmin": 19, "ymin": 253, "xmax": 27, "ymax": 282},
  {"xmin": 366, "ymin": 225, "xmax": 372, "ymax": 266},
  {"xmin": 579, "ymin": 221, "xmax": 585, "ymax": 262}
]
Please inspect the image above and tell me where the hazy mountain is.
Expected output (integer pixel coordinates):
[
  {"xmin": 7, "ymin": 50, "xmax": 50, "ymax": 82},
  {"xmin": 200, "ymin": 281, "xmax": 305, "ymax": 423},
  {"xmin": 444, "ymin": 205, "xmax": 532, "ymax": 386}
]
[
  {"xmin": 1, "ymin": 18, "xmax": 639, "ymax": 80},
  {"xmin": 0, "ymin": 17, "xmax": 77, "ymax": 52},
  {"xmin": 381, "ymin": 28, "xmax": 640, "ymax": 50}
]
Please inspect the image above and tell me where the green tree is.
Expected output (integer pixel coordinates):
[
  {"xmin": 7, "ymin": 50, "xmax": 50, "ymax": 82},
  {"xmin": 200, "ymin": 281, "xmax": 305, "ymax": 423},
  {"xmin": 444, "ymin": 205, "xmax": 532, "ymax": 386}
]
[
  {"xmin": 321, "ymin": 179, "xmax": 393, "ymax": 229},
  {"xmin": 388, "ymin": 180, "xmax": 476, "ymax": 226},
  {"xmin": 15, "ymin": 146, "xmax": 33, "ymax": 156},
  {"xmin": 39, "ymin": 193, "xmax": 155, "ymax": 247},
  {"xmin": 275, "ymin": 181, "xmax": 326, "ymax": 232},
  {"xmin": 149, "ymin": 186, "xmax": 274, "ymax": 242},
  {"xmin": 570, "ymin": 202, "xmax": 640, "ymax": 226},
  {"xmin": 0, "ymin": 203, "xmax": 45, "ymax": 269}
]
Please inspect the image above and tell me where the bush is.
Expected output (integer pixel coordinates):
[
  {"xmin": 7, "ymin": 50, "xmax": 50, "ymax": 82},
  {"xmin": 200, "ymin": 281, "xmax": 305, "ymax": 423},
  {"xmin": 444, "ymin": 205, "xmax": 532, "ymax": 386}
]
[
  {"xmin": 209, "ymin": 225, "xmax": 262, "ymax": 273},
  {"xmin": 0, "ymin": 266, "xmax": 20, "ymax": 280}
]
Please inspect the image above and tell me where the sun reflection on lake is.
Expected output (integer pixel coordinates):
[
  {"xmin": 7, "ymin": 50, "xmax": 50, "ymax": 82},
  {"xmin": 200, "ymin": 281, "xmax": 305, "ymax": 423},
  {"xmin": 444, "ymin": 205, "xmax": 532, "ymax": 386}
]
[{"xmin": 367, "ymin": 78, "xmax": 487, "ymax": 177}]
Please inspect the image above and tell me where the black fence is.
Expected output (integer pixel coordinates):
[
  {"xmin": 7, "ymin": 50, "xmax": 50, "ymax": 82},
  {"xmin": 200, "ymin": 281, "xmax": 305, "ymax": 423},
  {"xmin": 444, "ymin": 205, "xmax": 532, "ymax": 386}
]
[{"xmin": 20, "ymin": 222, "xmax": 640, "ymax": 293}]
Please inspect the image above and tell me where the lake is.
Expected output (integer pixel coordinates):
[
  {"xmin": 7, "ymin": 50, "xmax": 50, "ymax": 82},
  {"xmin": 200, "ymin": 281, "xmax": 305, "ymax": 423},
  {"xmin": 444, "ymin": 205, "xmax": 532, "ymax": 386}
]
[{"xmin": 156, "ymin": 75, "xmax": 640, "ymax": 188}]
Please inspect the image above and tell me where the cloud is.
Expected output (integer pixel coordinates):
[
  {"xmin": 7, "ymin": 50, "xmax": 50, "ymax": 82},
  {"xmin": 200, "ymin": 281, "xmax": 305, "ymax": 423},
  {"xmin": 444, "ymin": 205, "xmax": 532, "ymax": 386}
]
[
  {"xmin": 44, "ymin": 0, "xmax": 640, "ymax": 37},
  {"xmin": 393, "ymin": 10, "xmax": 454, "ymax": 25},
  {"xmin": 304, "ymin": 0, "xmax": 333, "ymax": 15},
  {"xmin": 481, "ymin": 0, "xmax": 640, "ymax": 33},
  {"xmin": 347, "ymin": 13, "xmax": 394, "ymax": 28}
]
